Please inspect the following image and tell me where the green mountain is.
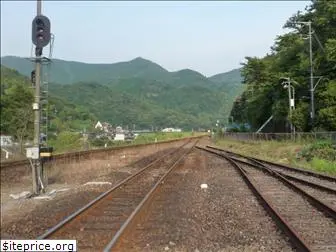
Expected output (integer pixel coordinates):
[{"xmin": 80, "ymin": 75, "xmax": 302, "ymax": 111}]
[
  {"xmin": 1, "ymin": 56, "xmax": 171, "ymax": 85},
  {"xmin": 1, "ymin": 55, "xmax": 241, "ymax": 87},
  {"xmin": 209, "ymin": 68, "xmax": 243, "ymax": 86},
  {"xmin": 1, "ymin": 56, "xmax": 244, "ymax": 129},
  {"xmin": 0, "ymin": 65, "xmax": 96, "ymax": 139}
]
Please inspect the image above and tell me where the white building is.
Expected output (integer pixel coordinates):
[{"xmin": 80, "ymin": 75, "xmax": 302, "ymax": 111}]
[
  {"xmin": 95, "ymin": 121, "xmax": 113, "ymax": 133},
  {"xmin": 162, "ymin": 128, "xmax": 182, "ymax": 132},
  {"xmin": 115, "ymin": 126, "xmax": 123, "ymax": 133},
  {"xmin": 0, "ymin": 135, "xmax": 13, "ymax": 147},
  {"xmin": 114, "ymin": 133, "xmax": 125, "ymax": 141},
  {"xmin": 94, "ymin": 121, "xmax": 103, "ymax": 129}
]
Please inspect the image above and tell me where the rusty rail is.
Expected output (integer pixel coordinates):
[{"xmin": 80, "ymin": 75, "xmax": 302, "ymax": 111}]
[
  {"xmin": 104, "ymin": 142, "xmax": 196, "ymax": 251},
  {"xmin": 225, "ymin": 155, "xmax": 336, "ymax": 194},
  {"xmin": 39, "ymin": 140, "xmax": 196, "ymax": 251},
  {"xmin": 206, "ymin": 145, "xmax": 336, "ymax": 182},
  {"xmin": 197, "ymin": 146, "xmax": 312, "ymax": 252},
  {"xmin": 1, "ymin": 136, "xmax": 203, "ymax": 169},
  {"xmin": 38, "ymin": 140, "xmax": 192, "ymax": 239}
]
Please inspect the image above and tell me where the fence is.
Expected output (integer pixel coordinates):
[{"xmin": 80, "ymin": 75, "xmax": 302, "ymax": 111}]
[{"xmin": 220, "ymin": 132, "xmax": 336, "ymax": 143}]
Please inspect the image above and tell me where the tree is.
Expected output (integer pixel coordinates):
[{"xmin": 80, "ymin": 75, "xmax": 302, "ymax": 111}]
[{"xmin": 230, "ymin": 0, "xmax": 336, "ymax": 132}]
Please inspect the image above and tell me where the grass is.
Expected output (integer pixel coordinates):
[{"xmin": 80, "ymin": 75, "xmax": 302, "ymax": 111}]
[
  {"xmin": 48, "ymin": 131, "xmax": 205, "ymax": 154},
  {"xmin": 213, "ymin": 138, "xmax": 336, "ymax": 176},
  {"xmin": 132, "ymin": 132, "xmax": 202, "ymax": 144},
  {"xmin": 310, "ymin": 158, "xmax": 336, "ymax": 174}
]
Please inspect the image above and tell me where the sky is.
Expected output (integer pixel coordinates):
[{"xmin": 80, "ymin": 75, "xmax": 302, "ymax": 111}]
[{"xmin": 1, "ymin": 1, "xmax": 311, "ymax": 77}]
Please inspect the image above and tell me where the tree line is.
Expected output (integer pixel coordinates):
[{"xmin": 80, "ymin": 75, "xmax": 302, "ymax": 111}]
[{"xmin": 230, "ymin": 0, "xmax": 336, "ymax": 132}]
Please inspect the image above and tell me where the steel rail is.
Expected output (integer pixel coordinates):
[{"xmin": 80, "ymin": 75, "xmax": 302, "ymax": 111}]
[
  {"xmin": 104, "ymin": 142, "xmax": 196, "ymax": 251},
  {"xmin": 38, "ymin": 140, "xmax": 192, "ymax": 239},
  {"xmin": 225, "ymin": 155, "xmax": 336, "ymax": 194},
  {"xmin": 204, "ymin": 146, "xmax": 336, "ymax": 220},
  {"xmin": 196, "ymin": 146, "xmax": 312, "ymax": 252},
  {"xmin": 206, "ymin": 145, "xmax": 336, "ymax": 182},
  {"xmin": 1, "ymin": 136, "xmax": 203, "ymax": 169},
  {"xmin": 248, "ymin": 157, "xmax": 336, "ymax": 220}
]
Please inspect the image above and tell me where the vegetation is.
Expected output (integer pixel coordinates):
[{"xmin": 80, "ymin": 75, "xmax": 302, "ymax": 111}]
[
  {"xmin": 214, "ymin": 138, "xmax": 336, "ymax": 175},
  {"xmin": 1, "ymin": 57, "xmax": 243, "ymax": 129},
  {"xmin": 47, "ymin": 131, "xmax": 83, "ymax": 153},
  {"xmin": 0, "ymin": 57, "xmax": 171, "ymax": 85},
  {"xmin": 48, "ymin": 131, "xmax": 201, "ymax": 154},
  {"xmin": 297, "ymin": 141, "xmax": 336, "ymax": 162},
  {"xmin": 0, "ymin": 66, "xmax": 97, "ymax": 153},
  {"xmin": 230, "ymin": 0, "xmax": 336, "ymax": 132},
  {"xmin": 132, "ymin": 132, "xmax": 198, "ymax": 144},
  {"xmin": 2, "ymin": 0, "xmax": 334, "ymax": 158},
  {"xmin": 1, "ymin": 66, "xmax": 34, "ymax": 152}
]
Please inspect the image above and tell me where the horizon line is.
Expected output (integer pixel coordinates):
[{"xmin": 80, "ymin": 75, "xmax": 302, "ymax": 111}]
[{"xmin": 0, "ymin": 54, "xmax": 242, "ymax": 78}]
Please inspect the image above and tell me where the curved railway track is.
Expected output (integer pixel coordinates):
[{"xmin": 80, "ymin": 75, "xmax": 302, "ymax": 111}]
[
  {"xmin": 197, "ymin": 146, "xmax": 336, "ymax": 252},
  {"xmin": 206, "ymin": 145, "xmax": 336, "ymax": 209},
  {"xmin": 38, "ymin": 140, "xmax": 197, "ymax": 251},
  {"xmin": 206, "ymin": 145, "xmax": 336, "ymax": 183}
]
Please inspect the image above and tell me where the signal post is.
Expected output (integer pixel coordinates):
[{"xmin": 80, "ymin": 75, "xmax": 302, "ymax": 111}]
[{"xmin": 27, "ymin": 0, "xmax": 51, "ymax": 195}]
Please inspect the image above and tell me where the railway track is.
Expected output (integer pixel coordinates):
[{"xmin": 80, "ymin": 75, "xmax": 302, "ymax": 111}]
[
  {"xmin": 206, "ymin": 145, "xmax": 336, "ymax": 209},
  {"xmin": 38, "ymin": 140, "xmax": 197, "ymax": 251},
  {"xmin": 0, "ymin": 136, "xmax": 203, "ymax": 169},
  {"xmin": 197, "ymin": 146, "xmax": 336, "ymax": 252},
  {"xmin": 206, "ymin": 145, "xmax": 336, "ymax": 183}
]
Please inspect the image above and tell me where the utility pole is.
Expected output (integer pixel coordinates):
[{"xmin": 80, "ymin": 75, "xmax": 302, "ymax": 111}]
[
  {"xmin": 308, "ymin": 21, "xmax": 314, "ymax": 130},
  {"xmin": 287, "ymin": 78, "xmax": 293, "ymax": 133},
  {"xmin": 293, "ymin": 21, "xmax": 315, "ymax": 130},
  {"xmin": 280, "ymin": 77, "xmax": 296, "ymax": 134}
]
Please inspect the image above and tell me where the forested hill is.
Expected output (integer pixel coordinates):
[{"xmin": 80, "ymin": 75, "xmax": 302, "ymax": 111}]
[
  {"xmin": 0, "ymin": 56, "xmax": 244, "ymax": 129},
  {"xmin": 230, "ymin": 0, "xmax": 336, "ymax": 132},
  {"xmin": 1, "ymin": 56, "xmax": 241, "ymax": 87},
  {"xmin": 0, "ymin": 66, "xmax": 97, "ymax": 150}
]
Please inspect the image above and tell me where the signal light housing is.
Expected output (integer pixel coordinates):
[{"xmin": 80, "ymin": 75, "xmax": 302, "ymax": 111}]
[{"xmin": 32, "ymin": 15, "xmax": 51, "ymax": 48}]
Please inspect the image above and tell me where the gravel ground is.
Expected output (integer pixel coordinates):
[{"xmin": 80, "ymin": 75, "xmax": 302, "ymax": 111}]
[
  {"xmin": 0, "ymin": 144, "xmax": 183, "ymax": 239},
  {"xmin": 240, "ymin": 163, "xmax": 336, "ymax": 251},
  {"xmin": 116, "ymin": 148, "xmax": 293, "ymax": 252}
]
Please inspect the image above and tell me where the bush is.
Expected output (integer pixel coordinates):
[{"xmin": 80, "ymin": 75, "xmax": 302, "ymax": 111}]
[
  {"xmin": 48, "ymin": 131, "xmax": 83, "ymax": 153},
  {"xmin": 90, "ymin": 136, "xmax": 110, "ymax": 147},
  {"xmin": 310, "ymin": 158, "xmax": 336, "ymax": 174},
  {"xmin": 298, "ymin": 141, "xmax": 336, "ymax": 162}
]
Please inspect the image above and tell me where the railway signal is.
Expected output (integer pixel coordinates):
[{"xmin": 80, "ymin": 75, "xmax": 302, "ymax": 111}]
[
  {"xmin": 32, "ymin": 15, "xmax": 51, "ymax": 48},
  {"xmin": 28, "ymin": 0, "xmax": 52, "ymax": 195}
]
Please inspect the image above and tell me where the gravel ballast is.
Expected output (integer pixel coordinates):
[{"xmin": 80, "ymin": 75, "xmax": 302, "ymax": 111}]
[
  {"xmin": 240, "ymin": 162, "xmax": 336, "ymax": 251},
  {"xmin": 116, "ymin": 148, "xmax": 293, "ymax": 252},
  {"xmin": 0, "ymin": 146, "xmax": 181, "ymax": 239}
]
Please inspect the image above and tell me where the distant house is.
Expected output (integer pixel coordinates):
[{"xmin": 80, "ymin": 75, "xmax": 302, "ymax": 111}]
[
  {"xmin": 115, "ymin": 126, "xmax": 123, "ymax": 133},
  {"xmin": 113, "ymin": 128, "xmax": 135, "ymax": 142},
  {"xmin": 95, "ymin": 121, "xmax": 103, "ymax": 129},
  {"xmin": 162, "ymin": 128, "xmax": 182, "ymax": 132},
  {"xmin": 114, "ymin": 133, "xmax": 125, "ymax": 141},
  {"xmin": 0, "ymin": 134, "xmax": 13, "ymax": 147},
  {"xmin": 95, "ymin": 121, "xmax": 113, "ymax": 133}
]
